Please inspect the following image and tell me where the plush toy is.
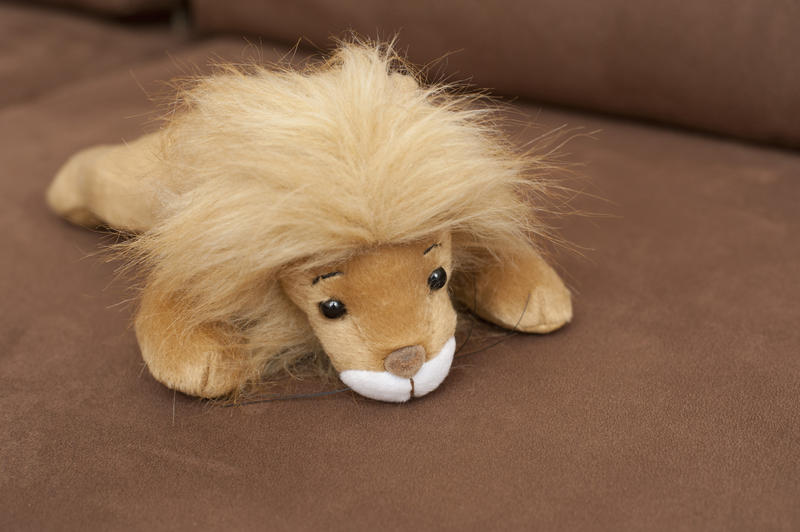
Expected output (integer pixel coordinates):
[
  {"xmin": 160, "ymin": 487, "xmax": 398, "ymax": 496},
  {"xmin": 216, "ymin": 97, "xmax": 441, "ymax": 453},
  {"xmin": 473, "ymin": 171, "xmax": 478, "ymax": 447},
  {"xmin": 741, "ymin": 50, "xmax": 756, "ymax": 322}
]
[{"xmin": 46, "ymin": 42, "xmax": 572, "ymax": 402}]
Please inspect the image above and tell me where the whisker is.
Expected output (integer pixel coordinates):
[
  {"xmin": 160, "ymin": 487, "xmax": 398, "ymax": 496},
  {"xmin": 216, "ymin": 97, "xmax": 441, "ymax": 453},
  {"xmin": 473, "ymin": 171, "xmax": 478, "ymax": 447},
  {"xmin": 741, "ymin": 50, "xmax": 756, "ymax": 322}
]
[
  {"xmin": 220, "ymin": 387, "xmax": 351, "ymax": 407},
  {"xmin": 455, "ymin": 291, "xmax": 530, "ymax": 359}
]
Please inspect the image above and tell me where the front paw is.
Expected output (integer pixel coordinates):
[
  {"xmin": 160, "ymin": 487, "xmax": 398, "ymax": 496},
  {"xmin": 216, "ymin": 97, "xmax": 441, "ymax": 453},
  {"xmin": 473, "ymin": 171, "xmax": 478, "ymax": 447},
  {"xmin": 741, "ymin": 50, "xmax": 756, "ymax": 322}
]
[
  {"xmin": 136, "ymin": 314, "xmax": 253, "ymax": 398},
  {"xmin": 515, "ymin": 273, "xmax": 572, "ymax": 333},
  {"xmin": 149, "ymin": 348, "xmax": 250, "ymax": 398},
  {"xmin": 457, "ymin": 247, "xmax": 573, "ymax": 334}
]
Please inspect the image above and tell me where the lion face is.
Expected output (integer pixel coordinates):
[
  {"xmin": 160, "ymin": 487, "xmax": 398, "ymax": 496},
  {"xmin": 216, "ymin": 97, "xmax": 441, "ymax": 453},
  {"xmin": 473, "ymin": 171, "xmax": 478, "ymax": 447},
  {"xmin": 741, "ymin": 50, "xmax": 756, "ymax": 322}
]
[{"xmin": 281, "ymin": 233, "xmax": 458, "ymax": 402}]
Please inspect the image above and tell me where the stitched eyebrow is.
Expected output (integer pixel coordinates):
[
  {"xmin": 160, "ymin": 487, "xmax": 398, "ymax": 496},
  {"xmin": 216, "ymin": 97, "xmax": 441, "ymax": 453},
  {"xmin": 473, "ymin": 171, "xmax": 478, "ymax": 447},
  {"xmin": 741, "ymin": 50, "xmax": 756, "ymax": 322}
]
[
  {"xmin": 311, "ymin": 271, "xmax": 343, "ymax": 285},
  {"xmin": 423, "ymin": 243, "xmax": 441, "ymax": 255}
]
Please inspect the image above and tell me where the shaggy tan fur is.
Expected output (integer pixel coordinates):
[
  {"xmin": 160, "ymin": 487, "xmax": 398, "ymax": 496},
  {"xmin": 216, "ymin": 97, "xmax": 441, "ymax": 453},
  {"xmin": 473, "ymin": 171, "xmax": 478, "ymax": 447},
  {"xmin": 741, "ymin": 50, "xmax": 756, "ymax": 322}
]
[{"xmin": 47, "ymin": 41, "xmax": 571, "ymax": 399}]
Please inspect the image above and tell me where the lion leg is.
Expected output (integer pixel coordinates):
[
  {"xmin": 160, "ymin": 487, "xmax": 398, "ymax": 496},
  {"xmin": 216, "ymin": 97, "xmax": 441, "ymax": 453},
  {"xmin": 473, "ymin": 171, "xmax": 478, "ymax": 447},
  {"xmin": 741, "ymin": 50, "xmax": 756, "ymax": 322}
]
[
  {"xmin": 454, "ymin": 245, "xmax": 572, "ymax": 333},
  {"xmin": 134, "ymin": 284, "xmax": 257, "ymax": 398},
  {"xmin": 46, "ymin": 132, "xmax": 163, "ymax": 233}
]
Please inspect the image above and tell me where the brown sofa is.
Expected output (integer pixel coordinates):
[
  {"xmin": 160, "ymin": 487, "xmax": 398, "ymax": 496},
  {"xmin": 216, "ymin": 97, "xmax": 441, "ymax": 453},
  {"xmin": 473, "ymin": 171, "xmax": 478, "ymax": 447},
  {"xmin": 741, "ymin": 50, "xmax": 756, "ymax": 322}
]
[{"xmin": 2, "ymin": 1, "xmax": 799, "ymax": 529}]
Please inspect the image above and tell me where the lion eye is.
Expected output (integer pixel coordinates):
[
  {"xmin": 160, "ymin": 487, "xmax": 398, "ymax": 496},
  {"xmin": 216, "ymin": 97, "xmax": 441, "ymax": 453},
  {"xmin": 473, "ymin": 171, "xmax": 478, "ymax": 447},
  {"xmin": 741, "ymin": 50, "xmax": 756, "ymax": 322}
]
[
  {"xmin": 427, "ymin": 267, "xmax": 447, "ymax": 291},
  {"xmin": 319, "ymin": 299, "xmax": 347, "ymax": 319}
]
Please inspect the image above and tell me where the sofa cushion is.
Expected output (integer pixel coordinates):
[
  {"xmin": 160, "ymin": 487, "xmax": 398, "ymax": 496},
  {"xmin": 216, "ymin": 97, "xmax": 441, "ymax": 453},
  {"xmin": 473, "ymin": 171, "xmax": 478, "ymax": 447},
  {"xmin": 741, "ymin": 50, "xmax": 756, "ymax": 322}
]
[
  {"xmin": 0, "ymin": 3, "xmax": 180, "ymax": 106},
  {"xmin": 2, "ymin": 14, "xmax": 799, "ymax": 530},
  {"xmin": 191, "ymin": 0, "xmax": 800, "ymax": 149}
]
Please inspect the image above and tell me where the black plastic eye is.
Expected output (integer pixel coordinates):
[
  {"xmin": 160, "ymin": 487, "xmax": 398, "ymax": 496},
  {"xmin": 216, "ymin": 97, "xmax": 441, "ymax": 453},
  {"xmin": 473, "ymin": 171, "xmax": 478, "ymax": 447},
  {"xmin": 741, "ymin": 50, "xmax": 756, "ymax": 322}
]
[
  {"xmin": 319, "ymin": 299, "xmax": 347, "ymax": 319},
  {"xmin": 427, "ymin": 267, "xmax": 447, "ymax": 291}
]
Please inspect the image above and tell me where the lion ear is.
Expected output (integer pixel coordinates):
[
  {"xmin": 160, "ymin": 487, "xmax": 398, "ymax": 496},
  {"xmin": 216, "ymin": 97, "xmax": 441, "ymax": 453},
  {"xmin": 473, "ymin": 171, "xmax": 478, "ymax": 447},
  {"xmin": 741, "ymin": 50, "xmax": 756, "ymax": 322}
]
[{"xmin": 390, "ymin": 72, "xmax": 419, "ymax": 93}]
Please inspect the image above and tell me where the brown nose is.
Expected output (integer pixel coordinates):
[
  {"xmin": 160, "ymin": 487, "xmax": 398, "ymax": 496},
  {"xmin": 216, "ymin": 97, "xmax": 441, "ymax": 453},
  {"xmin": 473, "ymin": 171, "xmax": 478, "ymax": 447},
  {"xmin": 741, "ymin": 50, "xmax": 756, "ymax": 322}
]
[{"xmin": 384, "ymin": 345, "xmax": 426, "ymax": 378}]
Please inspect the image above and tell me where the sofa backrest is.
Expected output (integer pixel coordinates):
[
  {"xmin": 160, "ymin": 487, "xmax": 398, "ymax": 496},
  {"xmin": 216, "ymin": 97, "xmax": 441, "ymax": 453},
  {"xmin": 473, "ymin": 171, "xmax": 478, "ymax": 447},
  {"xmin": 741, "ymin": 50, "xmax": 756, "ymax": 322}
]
[
  {"xmin": 191, "ymin": 0, "xmax": 800, "ymax": 149},
  {"xmin": 32, "ymin": 0, "xmax": 178, "ymax": 17}
]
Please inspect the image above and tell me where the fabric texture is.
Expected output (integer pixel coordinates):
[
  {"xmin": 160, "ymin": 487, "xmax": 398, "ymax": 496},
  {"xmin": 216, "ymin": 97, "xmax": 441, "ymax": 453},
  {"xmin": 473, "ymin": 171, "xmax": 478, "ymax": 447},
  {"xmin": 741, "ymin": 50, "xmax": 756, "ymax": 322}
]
[
  {"xmin": 31, "ymin": 0, "xmax": 178, "ymax": 16},
  {"xmin": 191, "ymin": 0, "xmax": 800, "ymax": 149},
  {"xmin": 0, "ymin": 3, "xmax": 180, "ymax": 106},
  {"xmin": 2, "ymin": 4, "xmax": 800, "ymax": 530}
]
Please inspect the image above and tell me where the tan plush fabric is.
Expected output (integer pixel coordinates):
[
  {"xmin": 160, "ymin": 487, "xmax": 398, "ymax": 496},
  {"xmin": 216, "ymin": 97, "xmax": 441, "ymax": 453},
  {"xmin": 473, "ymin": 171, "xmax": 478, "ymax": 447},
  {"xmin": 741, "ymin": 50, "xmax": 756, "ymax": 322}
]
[
  {"xmin": 2, "ymin": 5, "xmax": 800, "ymax": 529},
  {"xmin": 192, "ymin": 0, "xmax": 800, "ymax": 149},
  {"xmin": 45, "ymin": 44, "xmax": 571, "ymax": 399}
]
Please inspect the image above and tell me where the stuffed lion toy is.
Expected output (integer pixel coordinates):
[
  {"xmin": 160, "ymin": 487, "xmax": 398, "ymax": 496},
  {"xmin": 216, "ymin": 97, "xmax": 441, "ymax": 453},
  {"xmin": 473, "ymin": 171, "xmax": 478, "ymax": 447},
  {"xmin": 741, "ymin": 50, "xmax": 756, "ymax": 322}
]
[{"xmin": 46, "ymin": 42, "xmax": 572, "ymax": 402}]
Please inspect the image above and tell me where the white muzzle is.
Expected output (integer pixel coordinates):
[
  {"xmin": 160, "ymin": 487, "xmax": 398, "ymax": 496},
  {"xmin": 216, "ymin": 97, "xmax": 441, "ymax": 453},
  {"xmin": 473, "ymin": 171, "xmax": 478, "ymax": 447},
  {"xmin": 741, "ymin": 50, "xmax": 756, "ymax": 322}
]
[{"xmin": 339, "ymin": 336, "xmax": 456, "ymax": 402}]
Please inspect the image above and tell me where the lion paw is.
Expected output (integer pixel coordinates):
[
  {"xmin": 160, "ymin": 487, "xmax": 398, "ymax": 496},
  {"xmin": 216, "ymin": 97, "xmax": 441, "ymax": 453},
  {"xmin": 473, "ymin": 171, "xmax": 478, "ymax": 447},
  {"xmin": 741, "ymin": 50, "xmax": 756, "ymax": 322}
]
[{"xmin": 515, "ymin": 278, "xmax": 573, "ymax": 333}]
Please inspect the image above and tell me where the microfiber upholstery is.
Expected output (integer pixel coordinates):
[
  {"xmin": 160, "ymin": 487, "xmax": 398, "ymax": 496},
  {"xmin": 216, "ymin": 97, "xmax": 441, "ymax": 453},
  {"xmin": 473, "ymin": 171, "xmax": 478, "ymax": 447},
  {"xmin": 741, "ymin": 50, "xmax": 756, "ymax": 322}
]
[
  {"xmin": 192, "ymin": 0, "xmax": 800, "ymax": 149},
  {"xmin": 1, "ymin": 4, "xmax": 799, "ymax": 530},
  {"xmin": 30, "ymin": 0, "xmax": 178, "ymax": 17},
  {"xmin": 0, "ymin": 3, "xmax": 181, "ymax": 106}
]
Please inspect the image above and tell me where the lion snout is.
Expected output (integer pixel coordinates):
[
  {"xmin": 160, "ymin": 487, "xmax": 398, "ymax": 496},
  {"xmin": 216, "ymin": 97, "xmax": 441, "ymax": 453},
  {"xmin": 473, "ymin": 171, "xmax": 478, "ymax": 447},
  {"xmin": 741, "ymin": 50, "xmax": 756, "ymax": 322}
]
[{"xmin": 339, "ymin": 336, "xmax": 456, "ymax": 402}]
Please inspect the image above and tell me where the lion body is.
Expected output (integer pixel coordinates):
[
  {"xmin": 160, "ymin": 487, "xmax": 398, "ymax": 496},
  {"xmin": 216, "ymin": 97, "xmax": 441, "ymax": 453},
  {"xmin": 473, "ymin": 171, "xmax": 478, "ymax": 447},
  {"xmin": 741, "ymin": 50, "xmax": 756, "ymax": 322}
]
[{"xmin": 48, "ymin": 42, "xmax": 562, "ymax": 395}]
